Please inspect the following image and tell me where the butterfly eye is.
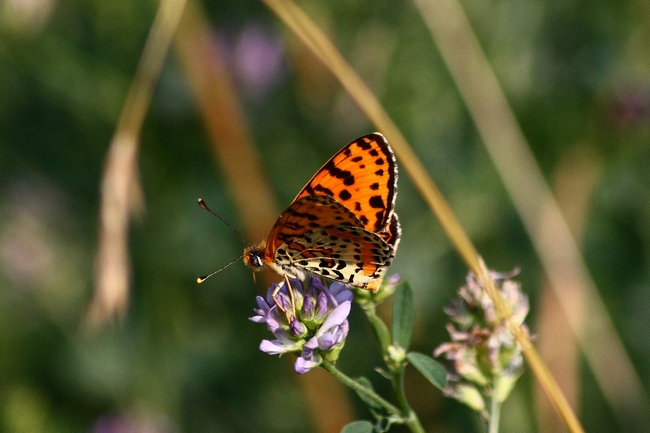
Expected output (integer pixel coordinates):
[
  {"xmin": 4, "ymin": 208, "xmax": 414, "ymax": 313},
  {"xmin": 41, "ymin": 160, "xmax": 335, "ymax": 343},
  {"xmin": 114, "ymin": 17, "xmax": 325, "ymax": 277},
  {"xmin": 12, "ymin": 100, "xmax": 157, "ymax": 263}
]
[{"xmin": 249, "ymin": 253, "xmax": 263, "ymax": 269}]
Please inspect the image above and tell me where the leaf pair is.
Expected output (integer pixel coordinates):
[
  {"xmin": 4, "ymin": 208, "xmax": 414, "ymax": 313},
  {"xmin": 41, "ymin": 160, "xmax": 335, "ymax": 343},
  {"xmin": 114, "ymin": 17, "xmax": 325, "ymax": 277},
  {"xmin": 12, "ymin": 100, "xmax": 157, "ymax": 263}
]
[{"xmin": 392, "ymin": 283, "xmax": 446, "ymax": 390}]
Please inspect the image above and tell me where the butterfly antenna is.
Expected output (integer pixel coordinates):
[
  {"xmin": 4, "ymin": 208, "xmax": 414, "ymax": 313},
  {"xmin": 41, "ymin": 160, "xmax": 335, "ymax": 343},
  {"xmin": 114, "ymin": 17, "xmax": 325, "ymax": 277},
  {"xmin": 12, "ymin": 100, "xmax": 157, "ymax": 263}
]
[
  {"xmin": 197, "ymin": 253, "xmax": 245, "ymax": 284},
  {"xmin": 197, "ymin": 198, "xmax": 249, "ymax": 245}
]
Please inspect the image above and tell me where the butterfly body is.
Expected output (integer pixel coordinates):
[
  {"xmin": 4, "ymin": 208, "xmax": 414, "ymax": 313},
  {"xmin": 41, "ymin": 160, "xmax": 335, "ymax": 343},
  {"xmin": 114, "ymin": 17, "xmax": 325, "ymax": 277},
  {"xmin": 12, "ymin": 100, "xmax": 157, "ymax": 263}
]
[{"xmin": 244, "ymin": 133, "xmax": 400, "ymax": 291}]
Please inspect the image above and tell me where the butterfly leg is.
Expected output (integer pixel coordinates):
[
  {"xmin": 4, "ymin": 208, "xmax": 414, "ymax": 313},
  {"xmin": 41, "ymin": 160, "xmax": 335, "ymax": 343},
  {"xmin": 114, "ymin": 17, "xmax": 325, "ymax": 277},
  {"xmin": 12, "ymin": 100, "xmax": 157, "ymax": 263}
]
[
  {"xmin": 271, "ymin": 276, "xmax": 297, "ymax": 321},
  {"xmin": 285, "ymin": 275, "xmax": 297, "ymax": 318}
]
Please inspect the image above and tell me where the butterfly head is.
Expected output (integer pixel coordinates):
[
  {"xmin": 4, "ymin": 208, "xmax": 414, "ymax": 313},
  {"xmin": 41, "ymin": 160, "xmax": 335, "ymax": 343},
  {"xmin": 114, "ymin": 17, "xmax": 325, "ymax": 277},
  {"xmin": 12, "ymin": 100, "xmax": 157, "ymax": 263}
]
[{"xmin": 243, "ymin": 243, "xmax": 266, "ymax": 271}]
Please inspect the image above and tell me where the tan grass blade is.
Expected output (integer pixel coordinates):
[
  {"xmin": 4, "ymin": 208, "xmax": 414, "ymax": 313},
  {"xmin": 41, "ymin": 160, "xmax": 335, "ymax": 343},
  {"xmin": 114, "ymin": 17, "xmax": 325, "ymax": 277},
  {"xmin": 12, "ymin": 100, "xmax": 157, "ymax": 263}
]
[
  {"xmin": 414, "ymin": 0, "xmax": 649, "ymax": 429},
  {"xmin": 84, "ymin": 0, "xmax": 188, "ymax": 330},
  {"xmin": 535, "ymin": 147, "xmax": 601, "ymax": 432}
]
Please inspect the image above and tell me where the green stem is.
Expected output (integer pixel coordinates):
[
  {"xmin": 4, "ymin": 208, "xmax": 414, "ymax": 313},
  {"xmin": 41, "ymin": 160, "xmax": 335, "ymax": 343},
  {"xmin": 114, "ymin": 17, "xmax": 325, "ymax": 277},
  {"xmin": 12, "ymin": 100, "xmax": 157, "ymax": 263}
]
[
  {"xmin": 361, "ymin": 302, "xmax": 426, "ymax": 433},
  {"xmin": 392, "ymin": 366, "xmax": 426, "ymax": 433},
  {"xmin": 321, "ymin": 359, "xmax": 402, "ymax": 418},
  {"xmin": 361, "ymin": 303, "xmax": 391, "ymax": 354},
  {"xmin": 488, "ymin": 394, "xmax": 502, "ymax": 433}
]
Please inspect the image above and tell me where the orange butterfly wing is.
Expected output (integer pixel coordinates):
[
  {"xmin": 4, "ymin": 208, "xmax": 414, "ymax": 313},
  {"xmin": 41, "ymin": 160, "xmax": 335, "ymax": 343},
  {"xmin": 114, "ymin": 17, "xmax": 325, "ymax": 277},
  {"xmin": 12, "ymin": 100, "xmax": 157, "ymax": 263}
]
[
  {"xmin": 294, "ymin": 133, "xmax": 398, "ymax": 234},
  {"xmin": 245, "ymin": 133, "xmax": 400, "ymax": 289},
  {"xmin": 265, "ymin": 195, "xmax": 362, "ymax": 254},
  {"xmin": 259, "ymin": 195, "xmax": 393, "ymax": 284}
]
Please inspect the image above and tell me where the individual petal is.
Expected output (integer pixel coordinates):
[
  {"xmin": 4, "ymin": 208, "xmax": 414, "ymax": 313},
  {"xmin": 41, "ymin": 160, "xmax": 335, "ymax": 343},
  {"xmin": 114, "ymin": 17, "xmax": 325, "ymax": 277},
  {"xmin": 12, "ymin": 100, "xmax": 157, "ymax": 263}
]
[
  {"xmin": 309, "ymin": 277, "xmax": 328, "ymax": 293},
  {"xmin": 265, "ymin": 283, "xmax": 281, "ymax": 305},
  {"xmin": 264, "ymin": 308, "xmax": 283, "ymax": 333},
  {"xmin": 260, "ymin": 339, "xmax": 295, "ymax": 355},
  {"xmin": 301, "ymin": 295, "xmax": 314, "ymax": 319},
  {"xmin": 316, "ymin": 329, "xmax": 338, "ymax": 350},
  {"xmin": 329, "ymin": 282, "xmax": 353, "ymax": 304},
  {"xmin": 313, "ymin": 321, "xmax": 348, "ymax": 351},
  {"xmin": 295, "ymin": 346, "xmax": 323, "ymax": 374},
  {"xmin": 289, "ymin": 316, "xmax": 307, "ymax": 337},
  {"xmin": 317, "ymin": 330, "xmax": 335, "ymax": 350},
  {"xmin": 291, "ymin": 285, "xmax": 305, "ymax": 312},
  {"xmin": 261, "ymin": 325, "xmax": 304, "ymax": 354},
  {"xmin": 249, "ymin": 296, "xmax": 272, "ymax": 323},
  {"xmin": 315, "ymin": 292, "xmax": 329, "ymax": 319},
  {"xmin": 315, "ymin": 301, "xmax": 351, "ymax": 338},
  {"xmin": 249, "ymin": 315, "xmax": 266, "ymax": 324},
  {"xmin": 274, "ymin": 291, "xmax": 293, "ymax": 313},
  {"xmin": 318, "ymin": 318, "xmax": 349, "ymax": 350},
  {"xmin": 450, "ymin": 383, "xmax": 486, "ymax": 413}
]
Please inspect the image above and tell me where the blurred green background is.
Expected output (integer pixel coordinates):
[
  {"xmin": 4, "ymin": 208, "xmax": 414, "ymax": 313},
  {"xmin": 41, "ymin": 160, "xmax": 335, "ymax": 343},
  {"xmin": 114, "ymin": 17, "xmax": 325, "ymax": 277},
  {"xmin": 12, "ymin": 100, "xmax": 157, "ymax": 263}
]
[{"xmin": 1, "ymin": 0, "xmax": 649, "ymax": 432}]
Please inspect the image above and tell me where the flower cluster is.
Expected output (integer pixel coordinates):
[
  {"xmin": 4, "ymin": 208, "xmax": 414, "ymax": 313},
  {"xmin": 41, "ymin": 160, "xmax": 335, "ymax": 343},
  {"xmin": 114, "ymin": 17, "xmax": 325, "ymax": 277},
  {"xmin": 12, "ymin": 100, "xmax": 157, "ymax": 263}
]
[
  {"xmin": 250, "ymin": 277, "xmax": 353, "ymax": 374},
  {"xmin": 434, "ymin": 270, "xmax": 528, "ymax": 418}
]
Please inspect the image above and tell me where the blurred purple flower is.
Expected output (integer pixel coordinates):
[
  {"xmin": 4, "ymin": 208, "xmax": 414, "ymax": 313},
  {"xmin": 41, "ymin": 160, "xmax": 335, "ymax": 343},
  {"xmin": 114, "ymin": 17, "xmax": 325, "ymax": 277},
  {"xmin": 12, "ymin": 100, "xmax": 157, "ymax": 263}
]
[
  {"xmin": 610, "ymin": 87, "xmax": 650, "ymax": 127},
  {"xmin": 92, "ymin": 413, "xmax": 176, "ymax": 433},
  {"xmin": 219, "ymin": 24, "xmax": 286, "ymax": 101},
  {"xmin": 434, "ymin": 270, "xmax": 528, "ymax": 418},
  {"xmin": 250, "ymin": 277, "xmax": 352, "ymax": 374}
]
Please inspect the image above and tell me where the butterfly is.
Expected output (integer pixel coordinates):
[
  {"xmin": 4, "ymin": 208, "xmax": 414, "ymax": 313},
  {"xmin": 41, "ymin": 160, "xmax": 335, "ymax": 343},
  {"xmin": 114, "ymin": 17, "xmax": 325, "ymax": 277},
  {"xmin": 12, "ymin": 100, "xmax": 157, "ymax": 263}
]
[{"xmin": 242, "ymin": 132, "xmax": 401, "ymax": 292}]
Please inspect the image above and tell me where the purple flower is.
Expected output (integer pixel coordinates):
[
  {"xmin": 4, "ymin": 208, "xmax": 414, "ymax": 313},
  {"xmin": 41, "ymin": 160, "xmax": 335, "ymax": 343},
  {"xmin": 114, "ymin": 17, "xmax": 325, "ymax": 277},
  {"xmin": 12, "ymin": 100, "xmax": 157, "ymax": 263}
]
[
  {"xmin": 434, "ymin": 270, "xmax": 528, "ymax": 417},
  {"xmin": 249, "ymin": 277, "xmax": 352, "ymax": 374}
]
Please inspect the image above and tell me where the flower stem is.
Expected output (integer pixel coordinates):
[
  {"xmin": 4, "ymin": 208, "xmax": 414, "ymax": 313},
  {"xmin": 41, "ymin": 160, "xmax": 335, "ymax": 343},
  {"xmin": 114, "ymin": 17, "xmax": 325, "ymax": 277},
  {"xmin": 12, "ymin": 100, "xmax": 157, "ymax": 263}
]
[
  {"xmin": 488, "ymin": 394, "xmax": 502, "ymax": 433},
  {"xmin": 321, "ymin": 359, "xmax": 401, "ymax": 418},
  {"xmin": 392, "ymin": 366, "xmax": 426, "ymax": 433},
  {"xmin": 361, "ymin": 303, "xmax": 426, "ymax": 433},
  {"xmin": 361, "ymin": 303, "xmax": 391, "ymax": 354}
]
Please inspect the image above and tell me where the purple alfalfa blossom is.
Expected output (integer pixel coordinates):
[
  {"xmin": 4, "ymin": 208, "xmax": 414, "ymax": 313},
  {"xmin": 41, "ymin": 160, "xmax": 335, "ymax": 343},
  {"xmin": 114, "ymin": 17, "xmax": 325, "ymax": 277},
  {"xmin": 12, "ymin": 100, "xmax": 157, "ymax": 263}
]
[
  {"xmin": 434, "ymin": 270, "xmax": 528, "ymax": 417},
  {"xmin": 249, "ymin": 277, "xmax": 352, "ymax": 374},
  {"xmin": 295, "ymin": 301, "xmax": 351, "ymax": 374}
]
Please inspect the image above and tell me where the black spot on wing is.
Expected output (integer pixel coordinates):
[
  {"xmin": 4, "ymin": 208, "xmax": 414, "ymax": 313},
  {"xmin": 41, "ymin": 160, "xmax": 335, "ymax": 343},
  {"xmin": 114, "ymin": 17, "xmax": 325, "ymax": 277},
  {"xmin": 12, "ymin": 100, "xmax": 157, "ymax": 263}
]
[
  {"xmin": 324, "ymin": 160, "xmax": 355, "ymax": 186},
  {"xmin": 313, "ymin": 184, "xmax": 335, "ymax": 197},
  {"xmin": 369, "ymin": 196, "xmax": 385, "ymax": 209},
  {"xmin": 339, "ymin": 190, "xmax": 352, "ymax": 201},
  {"xmin": 357, "ymin": 140, "xmax": 372, "ymax": 151}
]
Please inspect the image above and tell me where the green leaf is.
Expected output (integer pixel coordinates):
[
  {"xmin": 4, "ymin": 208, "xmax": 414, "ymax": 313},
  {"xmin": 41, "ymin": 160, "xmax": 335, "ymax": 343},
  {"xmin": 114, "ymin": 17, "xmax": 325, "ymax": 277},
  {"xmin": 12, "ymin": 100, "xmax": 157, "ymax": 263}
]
[
  {"xmin": 407, "ymin": 352, "xmax": 447, "ymax": 390},
  {"xmin": 341, "ymin": 420, "xmax": 374, "ymax": 433},
  {"xmin": 354, "ymin": 377, "xmax": 384, "ymax": 417},
  {"xmin": 391, "ymin": 282, "xmax": 414, "ymax": 350}
]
